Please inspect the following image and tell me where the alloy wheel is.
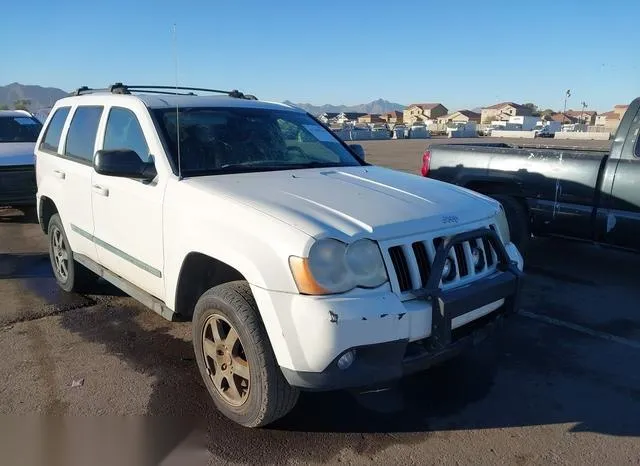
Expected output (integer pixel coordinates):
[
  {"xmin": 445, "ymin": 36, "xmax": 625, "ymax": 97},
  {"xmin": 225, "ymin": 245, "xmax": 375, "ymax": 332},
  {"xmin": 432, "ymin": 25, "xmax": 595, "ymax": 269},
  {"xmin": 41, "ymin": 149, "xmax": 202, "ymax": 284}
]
[
  {"xmin": 51, "ymin": 225, "xmax": 69, "ymax": 282},
  {"xmin": 201, "ymin": 313, "xmax": 251, "ymax": 407}
]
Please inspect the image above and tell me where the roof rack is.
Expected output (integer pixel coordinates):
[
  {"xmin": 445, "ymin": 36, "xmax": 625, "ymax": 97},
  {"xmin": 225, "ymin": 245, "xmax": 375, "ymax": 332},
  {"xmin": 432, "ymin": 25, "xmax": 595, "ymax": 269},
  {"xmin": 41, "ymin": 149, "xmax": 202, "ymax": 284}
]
[{"xmin": 72, "ymin": 83, "xmax": 257, "ymax": 100}]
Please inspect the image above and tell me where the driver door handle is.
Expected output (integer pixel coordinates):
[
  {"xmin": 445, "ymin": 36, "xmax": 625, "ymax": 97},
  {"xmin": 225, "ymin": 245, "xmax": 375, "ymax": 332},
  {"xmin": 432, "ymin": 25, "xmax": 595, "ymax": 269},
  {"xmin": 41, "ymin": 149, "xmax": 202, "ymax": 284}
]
[{"xmin": 92, "ymin": 184, "xmax": 109, "ymax": 197}]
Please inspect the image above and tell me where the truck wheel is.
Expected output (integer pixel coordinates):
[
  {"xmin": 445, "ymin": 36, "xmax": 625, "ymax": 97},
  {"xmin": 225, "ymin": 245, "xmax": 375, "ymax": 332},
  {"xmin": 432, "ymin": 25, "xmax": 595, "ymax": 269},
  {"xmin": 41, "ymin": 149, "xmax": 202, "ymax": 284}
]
[
  {"xmin": 490, "ymin": 195, "xmax": 530, "ymax": 255},
  {"xmin": 192, "ymin": 281, "xmax": 299, "ymax": 427},
  {"xmin": 47, "ymin": 214, "xmax": 96, "ymax": 293}
]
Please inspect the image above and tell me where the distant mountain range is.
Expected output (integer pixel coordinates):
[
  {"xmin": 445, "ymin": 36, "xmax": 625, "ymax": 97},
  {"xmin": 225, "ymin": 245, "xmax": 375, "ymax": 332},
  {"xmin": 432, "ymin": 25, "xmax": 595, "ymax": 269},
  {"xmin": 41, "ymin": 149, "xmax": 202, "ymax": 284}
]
[
  {"xmin": 1, "ymin": 83, "xmax": 407, "ymax": 117},
  {"xmin": 282, "ymin": 98, "xmax": 406, "ymax": 115},
  {"xmin": 0, "ymin": 83, "xmax": 69, "ymax": 110}
]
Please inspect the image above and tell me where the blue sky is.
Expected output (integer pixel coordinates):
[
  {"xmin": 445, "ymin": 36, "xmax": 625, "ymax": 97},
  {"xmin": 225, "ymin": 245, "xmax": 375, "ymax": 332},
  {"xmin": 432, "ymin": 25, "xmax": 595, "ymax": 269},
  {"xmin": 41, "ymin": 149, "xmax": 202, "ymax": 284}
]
[{"xmin": 2, "ymin": 0, "xmax": 638, "ymax": 112}]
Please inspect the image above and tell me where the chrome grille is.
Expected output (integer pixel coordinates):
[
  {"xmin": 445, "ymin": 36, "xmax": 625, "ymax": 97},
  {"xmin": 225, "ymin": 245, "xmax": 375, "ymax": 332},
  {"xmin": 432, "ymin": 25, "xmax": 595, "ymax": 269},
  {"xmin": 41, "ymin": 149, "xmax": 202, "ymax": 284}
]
[{"xmin": 386, "ymin": 228, "xmax": 499, "ymax": 295}]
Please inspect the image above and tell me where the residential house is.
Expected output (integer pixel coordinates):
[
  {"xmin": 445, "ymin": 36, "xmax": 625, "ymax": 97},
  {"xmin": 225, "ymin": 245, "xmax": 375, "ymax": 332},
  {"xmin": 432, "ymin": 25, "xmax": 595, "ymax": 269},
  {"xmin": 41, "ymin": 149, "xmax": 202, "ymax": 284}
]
[
  {"xmin": 594, "ymin": 104, "xmax": 629, "ymax": 131},
  {"xmin": 438, "ymin": 110, "xmax": 481, "ymax": 125},
  {"xmin": 403, "ymin": 103, "xmax": 448, "ymax": 125},
  {"xmin": 565, "ymin": 110, "xmax": 597, "ymax": 125},
  {"xmin": 318, "ymin": 112, "xmax": 339, "ymax": 125},
  {"xmin": 382, "ymin": 110, "xmax": 403, "ymax": 125},
  {"xmin": 613, "ymin": 104, "xmax": 629, "ymax": 118},
  {"xmin": 548, "ymin": 113, "xmax": 579, "ymax": 124},
  {"xmin": 335, "ymin": 112, "xmax": 367, "ymax": 125},
  {"xmin": 357, "ymin": 114, "xmax": 385, "ymax": 124},
  {"xmin": 595, "ymin": 111, "xmax": 621, "ymax": 129},
  {"xmin": 481, "ymin": 102, "xmax": 533, "ymax": 124}
]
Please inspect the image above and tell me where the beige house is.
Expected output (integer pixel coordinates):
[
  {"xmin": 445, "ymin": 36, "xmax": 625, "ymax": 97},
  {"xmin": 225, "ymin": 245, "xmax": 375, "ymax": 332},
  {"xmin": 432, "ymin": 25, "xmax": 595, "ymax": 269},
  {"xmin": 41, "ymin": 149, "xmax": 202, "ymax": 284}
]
[
  {"xmin": 595, "ymin": 104, "xmax": 629, "ymax": 130},
  {"xmin": 382, "ymin": 110, "xmax": 403, "ymax": 124},
  {"xmin": 548, "ymin": 112, "xmax": 578, "ymax": 124},
  {"xmin": 565, "ymin": 110, "xmax": 597, "ymax": 125},
  {"xmin": 357, "ymin": 114, "xmax": 385, "ymax": 124},
  {"xmin": 614, "ymin": 104, "xmax": 629, "ymax": 118},
  {"xmin": 595, "ymin": 111, "xmax": 621, "ymax": 129},
  {"xmin": 403, "ymin": 103, "xmax": 448, "ymax": 125},
  {"xmin": 438, "ymin": 110, "xmax": 481, "ymax": 124},
  {"xmin": 481, "ymin": 102, "xmax": 533, "ymax": 123}
]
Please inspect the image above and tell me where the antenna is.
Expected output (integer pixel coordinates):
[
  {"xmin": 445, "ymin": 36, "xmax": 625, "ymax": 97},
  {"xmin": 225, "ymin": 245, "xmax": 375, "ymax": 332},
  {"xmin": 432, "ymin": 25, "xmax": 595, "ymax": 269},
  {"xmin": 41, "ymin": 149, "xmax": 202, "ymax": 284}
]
[{"xmin": 173, "ymin": 23, "xmax": 182, "ymax": 180}]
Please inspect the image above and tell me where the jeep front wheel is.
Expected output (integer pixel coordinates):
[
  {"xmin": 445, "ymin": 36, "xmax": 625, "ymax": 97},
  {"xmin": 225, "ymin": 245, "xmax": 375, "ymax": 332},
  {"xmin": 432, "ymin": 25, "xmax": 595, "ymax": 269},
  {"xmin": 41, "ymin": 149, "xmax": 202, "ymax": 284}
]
[{"xmin": 192, "ymin": 281, "xmax": 299, "ymax": 427}]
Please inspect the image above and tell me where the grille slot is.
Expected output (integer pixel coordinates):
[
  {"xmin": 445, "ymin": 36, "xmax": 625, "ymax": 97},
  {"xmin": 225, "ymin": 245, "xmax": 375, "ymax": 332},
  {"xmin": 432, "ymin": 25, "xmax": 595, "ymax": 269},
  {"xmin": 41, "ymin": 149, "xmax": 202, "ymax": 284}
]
[
  {"xmin": 482, "ymin": 238, "xmax": 494, "ymax": 267},
  {"xmin": 388, "ymin": 246, "xmax": 412, "ymax": 292},
  {"xmin": 386, "ymin": 227, "xmax": 501, "ymax": 295},
  {"xmin": 454, "ymin": 243, "xmax": 468, "ymax": 277},
  {"xmin": 412, "ymin": 241, "xmax": 430, "ymax": 287}
]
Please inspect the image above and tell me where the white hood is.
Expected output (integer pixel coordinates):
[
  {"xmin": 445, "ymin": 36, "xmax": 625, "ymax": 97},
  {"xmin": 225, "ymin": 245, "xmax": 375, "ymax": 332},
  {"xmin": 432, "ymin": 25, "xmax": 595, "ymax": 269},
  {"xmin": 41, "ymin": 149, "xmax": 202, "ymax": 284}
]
[
  {"xmin": 0, "ymin": 142, "xmax": 36, "ymax": 167},
  {"xmin": 186, "ymin": 165, "xmax": 500, "ymax": 240}
]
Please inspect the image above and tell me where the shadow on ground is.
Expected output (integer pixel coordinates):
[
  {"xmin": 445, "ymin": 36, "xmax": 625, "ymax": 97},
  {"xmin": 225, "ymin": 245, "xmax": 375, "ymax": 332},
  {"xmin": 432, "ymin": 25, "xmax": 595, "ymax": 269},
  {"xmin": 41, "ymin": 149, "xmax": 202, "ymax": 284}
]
[
  {"xmin": 58, "ymin": 293, "xmax": 640, "ymax": 464},
  {"xmin": 0, "ymin": 207, "xmax": 39, "ymax": 225}
]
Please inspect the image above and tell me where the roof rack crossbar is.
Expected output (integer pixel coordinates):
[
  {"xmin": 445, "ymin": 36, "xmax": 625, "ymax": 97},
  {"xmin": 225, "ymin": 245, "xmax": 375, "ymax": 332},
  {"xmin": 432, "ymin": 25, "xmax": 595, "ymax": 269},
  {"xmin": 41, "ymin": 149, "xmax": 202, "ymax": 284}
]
[
  {"xmin": 119, "ymin": 89, "xmax": 197, "ymax": 96},
  {"xmin": 124, "ymin": 85, "xmax": 231, "ymax": 94},
  {"xmin": 71, "ymin": 83, "xmax": 257, "ymax": 100},
  {"xmin": 110, "ymin": 83, "xmax": 257, "ymax": 100}
]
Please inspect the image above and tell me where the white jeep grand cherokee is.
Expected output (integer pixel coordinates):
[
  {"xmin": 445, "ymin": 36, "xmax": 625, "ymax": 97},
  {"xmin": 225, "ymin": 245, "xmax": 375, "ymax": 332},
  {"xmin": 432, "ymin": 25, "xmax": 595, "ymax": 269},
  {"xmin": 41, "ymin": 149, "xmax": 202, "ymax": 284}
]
[{"xmin": 34, "ymin": 83, "xmax": 523, "ymax": 427}]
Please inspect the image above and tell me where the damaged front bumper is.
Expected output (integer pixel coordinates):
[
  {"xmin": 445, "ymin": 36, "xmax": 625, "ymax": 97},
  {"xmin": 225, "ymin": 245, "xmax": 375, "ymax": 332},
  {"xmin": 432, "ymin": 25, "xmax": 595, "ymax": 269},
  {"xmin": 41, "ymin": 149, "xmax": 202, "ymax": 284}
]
[{"xmin": 255, "ymin": 229, "xmax": 523, "ymax": 391}]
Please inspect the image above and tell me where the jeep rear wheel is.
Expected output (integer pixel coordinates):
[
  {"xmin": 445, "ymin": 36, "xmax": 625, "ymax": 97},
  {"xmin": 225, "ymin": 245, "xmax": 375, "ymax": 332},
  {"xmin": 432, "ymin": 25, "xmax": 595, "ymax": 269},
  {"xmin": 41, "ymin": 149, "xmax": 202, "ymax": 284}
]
[{"xmin": 192, "ymin": 281, "xmax": 299, "ymax": 427}]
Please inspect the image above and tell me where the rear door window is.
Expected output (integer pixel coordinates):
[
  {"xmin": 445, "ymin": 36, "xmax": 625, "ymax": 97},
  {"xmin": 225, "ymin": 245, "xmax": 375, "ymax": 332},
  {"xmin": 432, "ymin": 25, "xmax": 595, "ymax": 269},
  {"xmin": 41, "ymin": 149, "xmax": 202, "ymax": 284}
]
[
  {"xmin": 64, "ymin": 106, "xmax": 104, "ymax": 163},
  {"xmin": 40, "ymin": 107, "xmax": 70, "ymax": 153}
]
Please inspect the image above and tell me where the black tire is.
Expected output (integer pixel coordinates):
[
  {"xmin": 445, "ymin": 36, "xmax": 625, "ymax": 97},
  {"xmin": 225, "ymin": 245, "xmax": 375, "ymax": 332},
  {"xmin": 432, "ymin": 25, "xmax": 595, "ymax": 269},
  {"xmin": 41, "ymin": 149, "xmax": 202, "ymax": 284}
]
[
  {"xmin": 490, "ymin": 195, "xmax": 530, "ymax": 256},
  {"xmin": 192, "ymin": 281, "xmax": 299, "ymax": 427},
  {"xmin": 47, "ymin": 214, "xmax": 96, "ymax": 293}
]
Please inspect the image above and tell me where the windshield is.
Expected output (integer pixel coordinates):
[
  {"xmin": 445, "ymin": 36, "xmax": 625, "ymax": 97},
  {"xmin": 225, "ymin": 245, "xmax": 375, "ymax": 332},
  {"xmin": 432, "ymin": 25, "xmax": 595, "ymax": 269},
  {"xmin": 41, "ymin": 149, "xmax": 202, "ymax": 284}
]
[
  {"xmin": 0, "ymin": 115, "xmax": 43, "ymax": 143},
  {"xmin": 152, "ymin": 107, "xmax": 363, "ymax": 176}
]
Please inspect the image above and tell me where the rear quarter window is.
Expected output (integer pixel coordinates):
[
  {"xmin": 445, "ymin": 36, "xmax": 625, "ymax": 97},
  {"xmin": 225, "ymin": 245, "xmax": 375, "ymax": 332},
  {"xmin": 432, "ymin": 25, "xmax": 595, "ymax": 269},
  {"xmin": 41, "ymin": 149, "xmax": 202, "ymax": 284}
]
[
  {"xmin": 40, "ymin": 107, "xmax": 71, "ymax": 153},
  {"xmin": 64, "ymin": 106, "xmax": 104, "ymax": 163}
]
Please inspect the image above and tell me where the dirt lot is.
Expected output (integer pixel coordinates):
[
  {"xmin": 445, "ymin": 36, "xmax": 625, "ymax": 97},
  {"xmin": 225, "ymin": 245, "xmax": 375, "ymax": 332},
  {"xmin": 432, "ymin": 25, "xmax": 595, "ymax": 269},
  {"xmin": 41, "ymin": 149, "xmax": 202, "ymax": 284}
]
[{"xmin": 1, "ymin": 137, "xmax": 639, "ymax": 466}]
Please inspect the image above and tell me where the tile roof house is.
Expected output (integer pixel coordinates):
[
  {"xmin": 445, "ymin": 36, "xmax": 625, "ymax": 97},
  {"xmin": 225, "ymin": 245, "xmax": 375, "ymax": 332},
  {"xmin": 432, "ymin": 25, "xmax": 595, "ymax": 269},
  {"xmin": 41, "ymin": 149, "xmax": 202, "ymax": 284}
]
[
  {"xmin": 439, "ymin": 110, "xmax": 481, "ymax": 124},
  {"xmin": 403, "ymin": 103, "xmax": 448, "ymax": 125},
  {"xmin": 613, "ymin": 105, "xmax": 629, "ymax": 118},
  {"xmin": 382, "ymin": 110, "xmax": 403, "ymax": 124},
  {"xmin": 357, "ymin": 114, "xmax": 385, "ymax": 124},
  {"xmin": 548, "ymin": 112, "xmax": 579, "ymax": 124},
  {"xmin": 481, "ymin": 102, "xmax": 533, "ymax": 123},
  {"xmin": 565, "ymin": 110, "xmax": 597, "ymax": 125},
  {"xmin": 595, "ymin": 111, "xmax": 621, "ymax": 129}
]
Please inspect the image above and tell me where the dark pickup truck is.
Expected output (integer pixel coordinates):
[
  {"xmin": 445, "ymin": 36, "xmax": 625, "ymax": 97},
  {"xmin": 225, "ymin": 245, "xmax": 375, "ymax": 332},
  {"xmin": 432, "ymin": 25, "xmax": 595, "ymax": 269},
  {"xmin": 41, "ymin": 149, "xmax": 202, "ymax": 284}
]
[{"xmin": 421, "ymin": 96, "xmax": 640, "ymax": 256}]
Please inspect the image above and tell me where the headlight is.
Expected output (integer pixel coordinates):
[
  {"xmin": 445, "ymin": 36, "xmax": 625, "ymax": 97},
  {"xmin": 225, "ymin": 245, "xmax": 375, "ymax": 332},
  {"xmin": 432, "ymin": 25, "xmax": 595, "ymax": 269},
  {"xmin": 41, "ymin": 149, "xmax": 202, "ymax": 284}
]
[
  {"xmin": 495, "ymin": 205, "xmax": 511, "ymax": 244},
  {"xmin": 289, "ymin": 238, "xmax": 388, "ymax": 295}
]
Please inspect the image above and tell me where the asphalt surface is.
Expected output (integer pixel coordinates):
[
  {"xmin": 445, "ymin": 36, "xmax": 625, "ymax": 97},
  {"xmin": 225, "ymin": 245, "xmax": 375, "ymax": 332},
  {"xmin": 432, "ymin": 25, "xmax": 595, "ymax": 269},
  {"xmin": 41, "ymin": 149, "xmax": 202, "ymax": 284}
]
[{"xmin": 1, "ymin": 137, "xmax": 639, "ymax": 466}]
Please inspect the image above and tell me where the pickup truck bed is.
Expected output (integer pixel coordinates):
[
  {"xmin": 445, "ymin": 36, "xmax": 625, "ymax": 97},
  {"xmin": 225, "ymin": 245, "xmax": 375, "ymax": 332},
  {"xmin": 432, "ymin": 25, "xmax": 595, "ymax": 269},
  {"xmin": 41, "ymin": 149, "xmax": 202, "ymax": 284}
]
[{"xmin": 422, "ymin": 97, "xmax": 640, "ymax": 254}]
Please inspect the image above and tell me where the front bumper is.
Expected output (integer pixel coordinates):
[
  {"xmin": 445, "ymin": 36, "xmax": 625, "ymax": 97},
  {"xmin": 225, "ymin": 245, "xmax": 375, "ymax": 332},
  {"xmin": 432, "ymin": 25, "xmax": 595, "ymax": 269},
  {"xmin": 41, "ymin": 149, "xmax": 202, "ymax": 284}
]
[
  {"xmin": 255, "ymin": 228, "xmax": 523, "ymax": 391},
  {"xmin": 0, "ymin": 165, "xmax": 37, "ymax": 206}
]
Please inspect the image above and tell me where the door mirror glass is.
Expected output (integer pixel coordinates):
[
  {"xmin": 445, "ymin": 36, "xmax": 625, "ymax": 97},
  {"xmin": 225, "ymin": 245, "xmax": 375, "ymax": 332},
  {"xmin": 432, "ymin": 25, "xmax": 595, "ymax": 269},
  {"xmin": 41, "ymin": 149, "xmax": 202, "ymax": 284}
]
[
  {"xmin": 93, "ymin": 149, "xmax": 156, "ymax": 180},
  {"xmin": 349, "ymin": 143, "xmax": 365, "ymax": 160}
]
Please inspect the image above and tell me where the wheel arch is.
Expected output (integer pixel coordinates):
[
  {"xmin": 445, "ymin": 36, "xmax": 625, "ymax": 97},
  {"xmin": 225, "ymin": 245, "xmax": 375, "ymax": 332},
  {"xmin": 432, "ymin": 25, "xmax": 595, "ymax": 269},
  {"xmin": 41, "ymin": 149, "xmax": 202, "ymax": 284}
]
[
  {"xmin": 38, "ymin": 196, "xmax": 59, "ymax": 233},
  {"xmin": 174, "ymin": 252, "xmax": 246, "ymax": 319}
]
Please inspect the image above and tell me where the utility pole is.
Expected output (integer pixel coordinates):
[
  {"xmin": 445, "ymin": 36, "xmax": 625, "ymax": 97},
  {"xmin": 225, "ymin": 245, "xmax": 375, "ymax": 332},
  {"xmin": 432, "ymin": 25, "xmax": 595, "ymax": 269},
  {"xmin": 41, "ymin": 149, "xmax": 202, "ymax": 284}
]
[
  {"xmin": 563, "ymin": 89, "xmax": 571, "ymax": 125},
  {"xmin": 580, "ymin": 101, "xmax": 587, "ymax": 125}
]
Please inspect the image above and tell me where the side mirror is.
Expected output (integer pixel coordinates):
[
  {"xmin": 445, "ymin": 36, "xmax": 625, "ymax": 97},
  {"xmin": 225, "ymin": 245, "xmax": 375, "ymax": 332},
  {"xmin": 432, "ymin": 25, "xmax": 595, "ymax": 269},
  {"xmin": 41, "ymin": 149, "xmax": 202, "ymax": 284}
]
[
  {"xmin": 94, "ymin": 149, "xmax": 156, "ymax": 181},
  {"xmin": 349, "ymin": 143, "xmax": 365, "ymax": 160}
]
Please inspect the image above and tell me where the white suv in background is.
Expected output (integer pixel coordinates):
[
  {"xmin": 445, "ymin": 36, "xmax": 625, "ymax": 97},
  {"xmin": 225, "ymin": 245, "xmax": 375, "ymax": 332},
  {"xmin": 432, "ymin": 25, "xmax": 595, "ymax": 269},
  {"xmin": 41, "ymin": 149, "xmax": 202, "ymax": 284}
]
[{"xmin": 34, "ymin": 83, "xmax": 524, "ymax": 427}]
